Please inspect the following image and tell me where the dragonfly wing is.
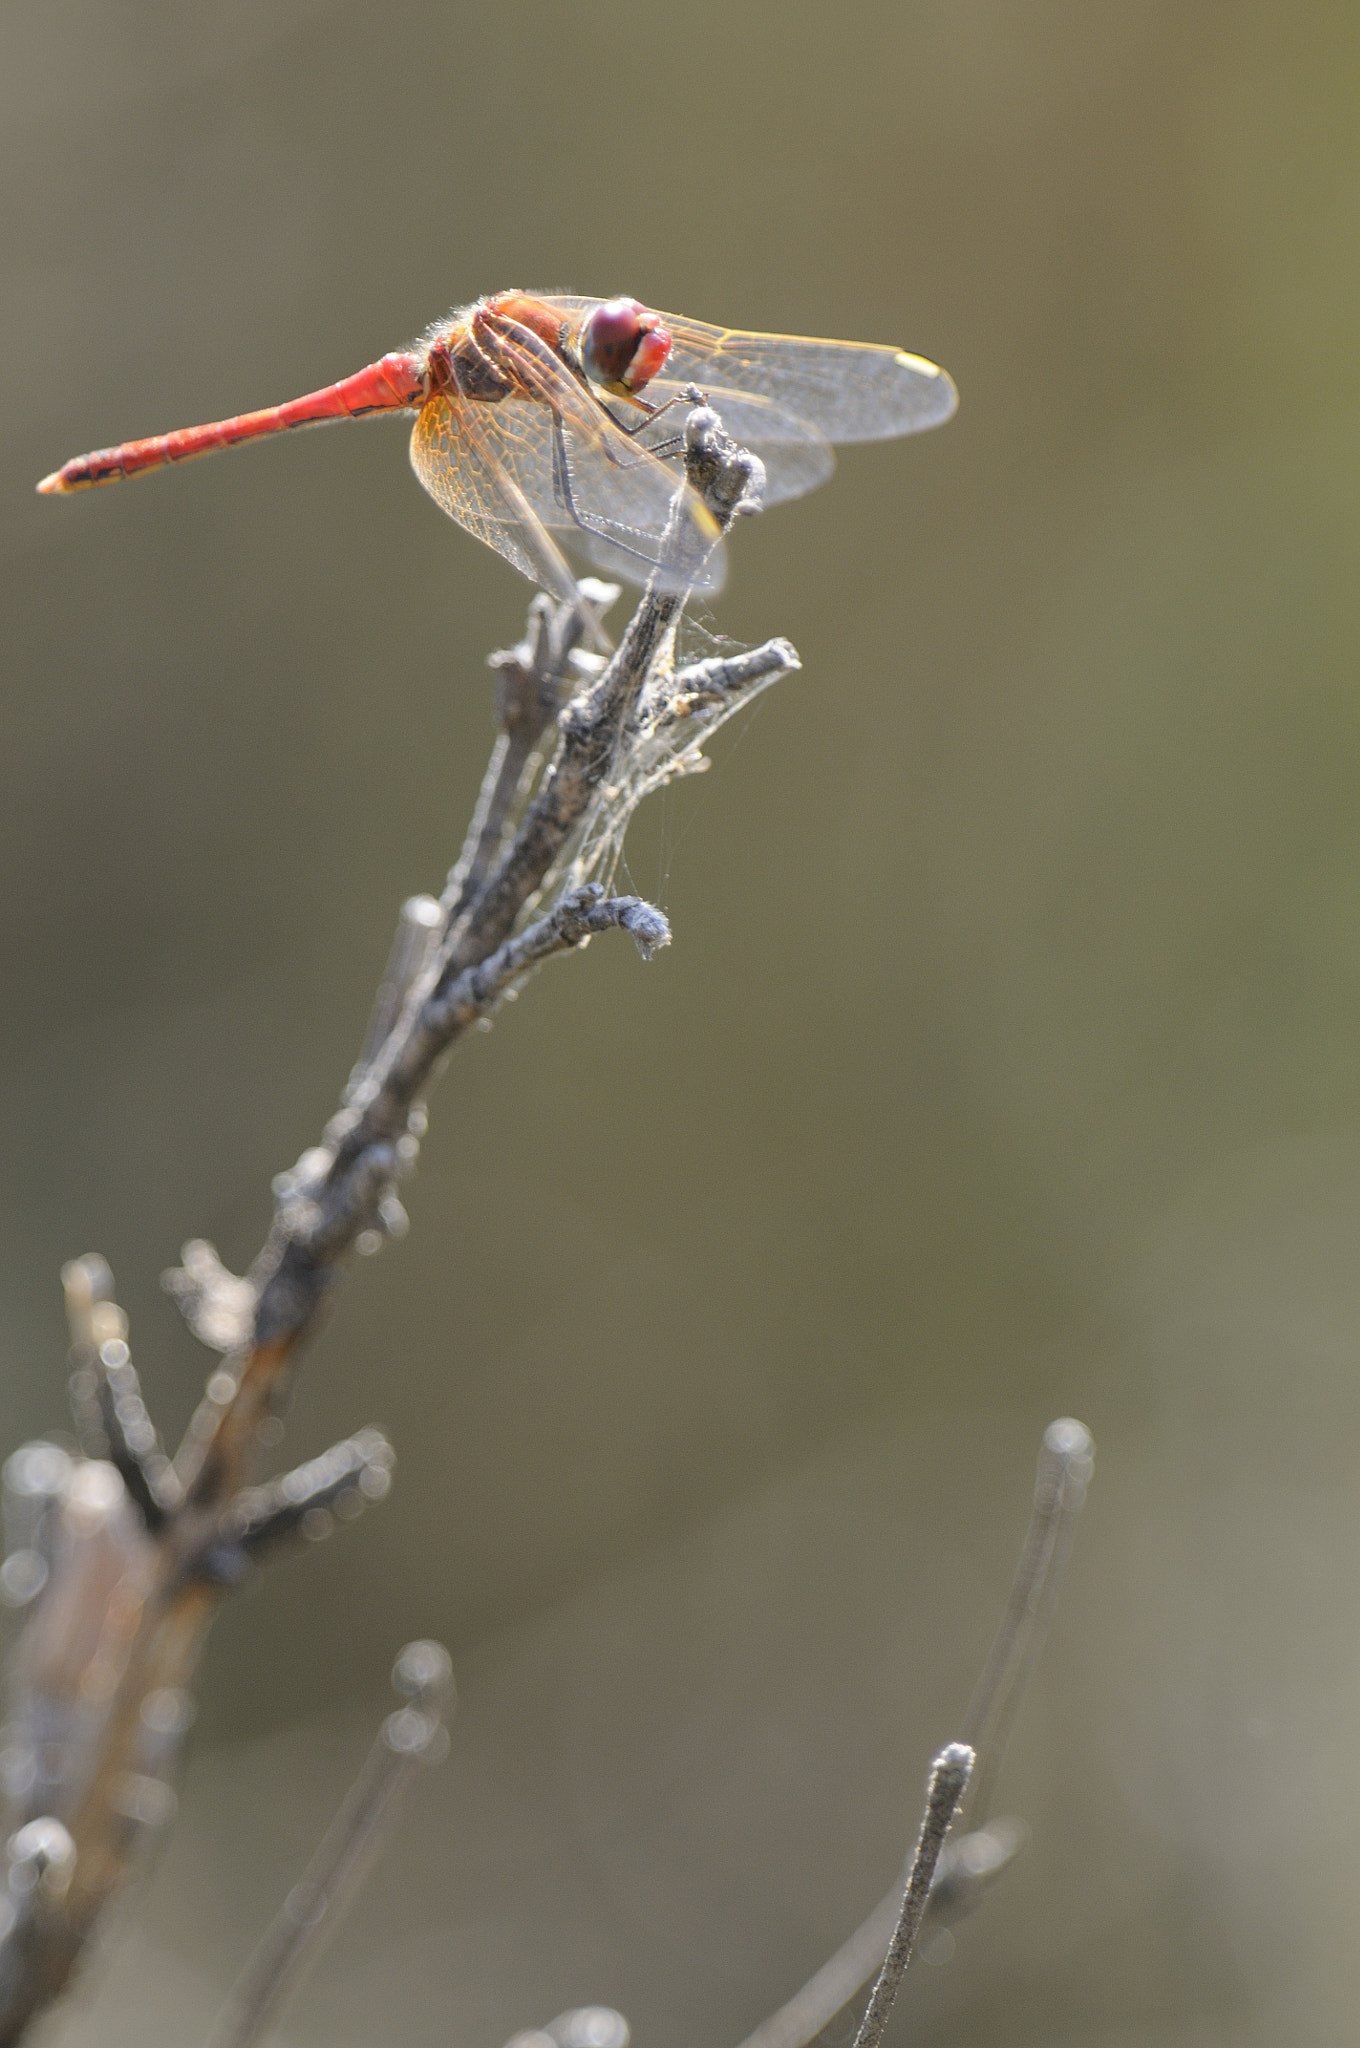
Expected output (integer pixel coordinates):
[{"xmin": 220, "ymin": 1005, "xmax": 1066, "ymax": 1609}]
[
  {"xmin": 532, "ymin": 295, "xmax": 956, "ymax": 445},
  {"xmin": 410, "ymin": 393, "xmax": 586, "ymax": 611},
  {"xmin": 652, "ymin": 313, "xmax": 957, "ymax": 445},
  {"xmin": 635, "ymin": 379, "xmax": 836, "ymax": 507}
]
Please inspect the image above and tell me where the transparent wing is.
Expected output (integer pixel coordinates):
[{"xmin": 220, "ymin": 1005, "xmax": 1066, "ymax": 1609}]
[
  {"xmin": 656, "ymin": 314, "xmax": 957, "ymax": 444},
  {"xmin": 536, "ymin": 296, "xmax": 957, "ymax": 446},
  {"xmin": 411, "ymin": 387, "xmax": 726, "ymax": 597},
  {"xmin": 410, "ymin": 394, "xmax": 587, "ymax": 611},
  {"xmin": 411, "ymin": 380, "xmax": 724, "ymax": 596},
  {"xmin": 465, "ymin": 316, "xmax": 726, "ymax": 594}
]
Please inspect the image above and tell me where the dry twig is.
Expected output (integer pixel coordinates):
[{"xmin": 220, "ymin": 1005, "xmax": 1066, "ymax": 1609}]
[
  {"xmin": 207, "ymin": 1640, "xmax": 453, "ymax": 2048},
  {"xmin": 0, "ymin": 400, "xmax": 787, "ymax": 2045},
  {"xmin": 734, "ymin": 1419, "xmax": 1095, "ymax": 2048},
  {"xmin": 849, "ymin": 1744, "xmax": 973, "ymax": 2048}
]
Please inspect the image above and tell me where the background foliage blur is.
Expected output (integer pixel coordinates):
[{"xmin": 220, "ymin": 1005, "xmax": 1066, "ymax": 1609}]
[{"xmin": 4, "ymin": 4, "xmax": 1360, "ymax": 2043}]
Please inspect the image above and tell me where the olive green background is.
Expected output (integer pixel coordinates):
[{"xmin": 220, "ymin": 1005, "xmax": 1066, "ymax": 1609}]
[{"xmin": 4, "ymin": 4, "xmax": 1360, "ymax": 2043}]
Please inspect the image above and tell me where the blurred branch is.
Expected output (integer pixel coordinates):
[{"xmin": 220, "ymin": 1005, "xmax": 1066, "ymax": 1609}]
[
  {"xmin": 956, "ymin": 1418, "xmax": 1094, "ymax": 1826},
  {"xmin": 505, "ymin": 2008, "xmax": 631, "ymax": 2048},
  {"xmin": 207, "ymin": 1642, "xmax": 453, "ymax": 2048},
  {"xmin": 735, "ymin": 1419, "xmax": 1095, "ymax": 2048},
  {"xmin": 0, "ymin": 402, "xmax": 794, "ymax": 2045}
]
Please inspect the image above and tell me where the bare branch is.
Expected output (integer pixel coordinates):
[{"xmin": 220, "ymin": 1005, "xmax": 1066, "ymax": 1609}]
[
  {"xmin": 734, "ymin": 1419, "xmax": 1095, "ymax": 2048},
  {"xmin": 956, "ymin": 1416, "xmax": 1094, "ymax": 1825},
  {"xmin": 850, "ymin": 1743, "xmax": 973, "ymax": 2048},
  {"xmin": 445, "ymin": 579, "xmax": 620, "ymax": 926},
  {"xmin": 207, "ymin": 1641, "xmax": 453, "ymax": 2048},
  {"xmin": 0, "ymin": 398, "xmax": 800, "ymax": 2044},
  {"xmin": 168, "ymin": 406, "xmax": 765, "ymax": 1519},
  {"xmin": 652, "ymin": 638, "xmax": 801, "ymax": 724},
  {"xmin": 443, "ymin": 404, "xmax": 762, "ymax": 966},
  {"xmin": 62, "ymin": 1257, "xmax": 182, "ymax": 1525},
  {"xmin": 196, "ymin": 1429, "xmax": 395, "ymax": 1584}
]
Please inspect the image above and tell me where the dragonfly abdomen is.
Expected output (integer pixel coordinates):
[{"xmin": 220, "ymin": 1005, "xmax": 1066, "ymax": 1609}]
[{"xmin": 37, "ymin": 352, "xmax": 426, "ymax": 493}]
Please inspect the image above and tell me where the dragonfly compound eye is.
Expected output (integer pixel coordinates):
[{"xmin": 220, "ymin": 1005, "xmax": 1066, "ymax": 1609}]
[{"xmin": 581, "ymin": 299, "xmax": 672, "ymax": 396}]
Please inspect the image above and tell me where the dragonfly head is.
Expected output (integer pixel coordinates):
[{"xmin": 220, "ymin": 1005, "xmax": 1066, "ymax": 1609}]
[{"xmin": 580, "ymin": 298, "xmax": 672, "ymax": 401}]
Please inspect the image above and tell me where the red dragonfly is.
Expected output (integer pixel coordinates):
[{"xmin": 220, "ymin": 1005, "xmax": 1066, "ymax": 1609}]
[{"xmin": 38, "ymin": 293, "xmax": 957, "ymax": 602}]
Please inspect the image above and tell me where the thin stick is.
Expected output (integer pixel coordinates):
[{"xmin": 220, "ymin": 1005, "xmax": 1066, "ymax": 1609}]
[
  {"xmin": 734, "ymin": 1418, "xmax": 1095, "ymax": 2048},
  {"xmin": 848, "ymin": 1744, "xmax": 972, "ymax": 2048},
  {"xmin": 956, "ymin": 1417, "xmax": 1093, "ymax": 1825},
  {"xmin": 207, "ymin": 1642, "xmax": 453, "ymax": 2048},
  {"xmin": 171, "ymin": 406, "xmax": 763, "ymax": 1510},
  {"xmin": 445, "ymin": 583, "xmax": 617, "ymax": 925}
]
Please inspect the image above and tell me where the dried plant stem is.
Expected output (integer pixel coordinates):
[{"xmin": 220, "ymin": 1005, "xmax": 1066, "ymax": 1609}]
[
  {"xmin": 207, "ymin": 1643, "xmax": 453, "ymax": 2048},
  {"xmin": 955, "ymin": 1416, "xmax": 1093, "ymax": 1825},
  {"xmin": 849, "ymin": 1745, "xmax": 973, "ymax": 2048},
  {"xmin": 0, "ymin": 402, "xmax": 782, "ymax": 2047},
  {"xmin": 733, "ymin": 1418, "xmax": 1095, "ymax": 2048},
  {"xmin": 177, "ymin": 407, "xmax": 763, "ymax": 1510}
]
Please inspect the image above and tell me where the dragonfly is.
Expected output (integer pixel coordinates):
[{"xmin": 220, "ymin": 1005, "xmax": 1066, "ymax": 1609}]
[{"xmin": 37, "ymin": 292, "xmax": 957, "ymax": 602}]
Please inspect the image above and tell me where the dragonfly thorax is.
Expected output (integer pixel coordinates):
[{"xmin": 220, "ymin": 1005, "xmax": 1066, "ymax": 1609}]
[{"xmin": 425, "ymin": 327, "xmax": 516, "ymax": 405}]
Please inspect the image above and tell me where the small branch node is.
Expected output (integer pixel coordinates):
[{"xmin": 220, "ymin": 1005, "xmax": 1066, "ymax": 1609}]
[
  {"xmin": 161, "ymin": 1240, "xmax": 259, "ymax": 1355},
  {"xmin": 684, "ymin": 403, "xmax": 767, "ymax": 522}
]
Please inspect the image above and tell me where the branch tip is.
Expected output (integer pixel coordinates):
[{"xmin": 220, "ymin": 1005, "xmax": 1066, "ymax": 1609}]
[
  {"xmin": 849, "ymin": 1743, "xmax": 973, "ymax": 2048},
  {"xmin": 207, "ymin": 1639, "xmax": 454, "ymax": 2048}
]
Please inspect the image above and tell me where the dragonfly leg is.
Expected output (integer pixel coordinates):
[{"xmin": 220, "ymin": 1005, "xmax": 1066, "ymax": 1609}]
[
  {"xmin": 550, "ymin": 413, "xmax": 664, "ymax": 576},
  {"xmin": 585, "ymin": 398, "xmax": 689, "ymax": 472},
  {"xmin": 598, "ymin": 390, "xmax": 691, "ymax": 442},
  {"xmin": 595, "ymin": 396, "xmax": 688, "ymax": 466},
  {"xmin": 635, "ymin": 432, "xmax": 686, "ymax": 461}
]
